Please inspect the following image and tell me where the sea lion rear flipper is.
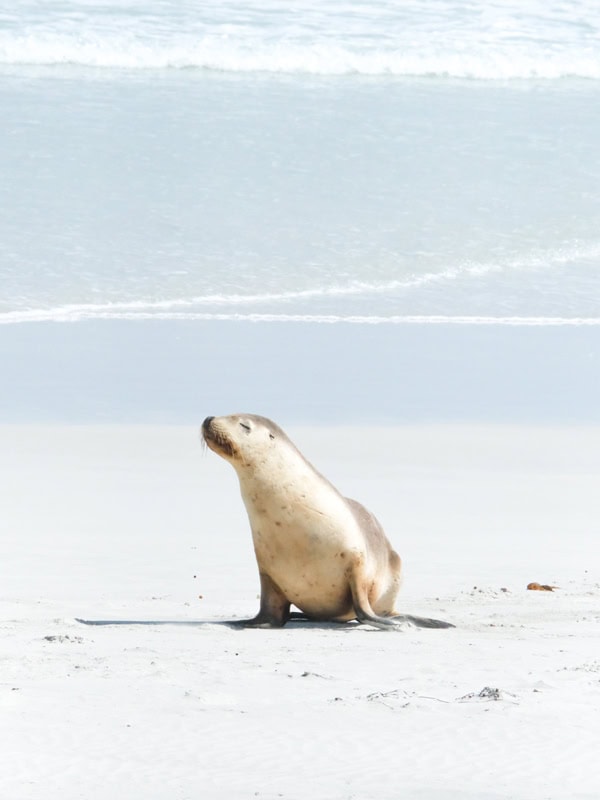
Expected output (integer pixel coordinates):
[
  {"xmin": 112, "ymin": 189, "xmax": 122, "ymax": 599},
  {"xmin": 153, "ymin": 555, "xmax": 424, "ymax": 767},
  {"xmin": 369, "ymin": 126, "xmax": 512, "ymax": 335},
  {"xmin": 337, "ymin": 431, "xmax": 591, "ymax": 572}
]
[
  {"xmin": 345, "ymin": 556, "xmax": 411, "ymax": 630},
  {"xmin": 390, "ymin": 614, "xmax": 455, "ymax": 629}
]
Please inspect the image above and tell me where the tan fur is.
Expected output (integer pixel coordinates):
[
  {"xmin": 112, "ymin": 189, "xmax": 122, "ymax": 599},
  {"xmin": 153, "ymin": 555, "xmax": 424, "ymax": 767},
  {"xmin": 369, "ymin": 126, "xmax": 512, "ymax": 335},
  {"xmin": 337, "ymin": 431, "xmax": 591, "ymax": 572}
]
[{"xmin": 202, "ymin": 414, "xmax": 453, "ymax": 630}]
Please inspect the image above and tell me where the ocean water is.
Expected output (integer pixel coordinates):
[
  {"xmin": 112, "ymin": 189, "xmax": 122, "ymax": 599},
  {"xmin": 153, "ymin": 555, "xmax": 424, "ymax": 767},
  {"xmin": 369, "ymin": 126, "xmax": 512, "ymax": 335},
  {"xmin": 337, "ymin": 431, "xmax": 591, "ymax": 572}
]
[
  {"xmin": 1, "ymin": 1, "xmax": 599, "ymax": 422},
  {"xmin": 1, "ymin": 0, "xmax": 600, "ymax": 326}
]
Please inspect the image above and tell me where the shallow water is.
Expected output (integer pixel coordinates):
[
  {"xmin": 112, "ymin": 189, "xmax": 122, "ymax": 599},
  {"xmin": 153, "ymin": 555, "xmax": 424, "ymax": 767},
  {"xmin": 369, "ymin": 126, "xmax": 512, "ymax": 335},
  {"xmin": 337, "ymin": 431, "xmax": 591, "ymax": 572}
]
[
  {"xmin": 2, "ymin": 72, "xmax": 600, "ymax": 323},
  {"xmin": 2, "ymin": 320, "xmax": 599, "ymax": 424}
]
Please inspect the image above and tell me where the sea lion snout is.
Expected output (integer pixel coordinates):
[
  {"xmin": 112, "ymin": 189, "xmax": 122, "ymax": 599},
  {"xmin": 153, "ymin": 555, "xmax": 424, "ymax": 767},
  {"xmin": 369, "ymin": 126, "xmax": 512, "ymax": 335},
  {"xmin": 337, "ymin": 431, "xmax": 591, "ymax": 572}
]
[{"xmin": 202, "ymin": 415, "xmax": 238, "ymax": 459}]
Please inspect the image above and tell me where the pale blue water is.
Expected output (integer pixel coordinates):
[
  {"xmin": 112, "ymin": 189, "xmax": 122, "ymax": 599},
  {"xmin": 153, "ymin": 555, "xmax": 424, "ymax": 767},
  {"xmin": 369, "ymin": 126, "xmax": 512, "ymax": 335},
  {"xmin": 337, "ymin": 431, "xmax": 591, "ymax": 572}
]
[{"xmin": 1, "ymin": 1, "xmax": 599, "ymax": 421}]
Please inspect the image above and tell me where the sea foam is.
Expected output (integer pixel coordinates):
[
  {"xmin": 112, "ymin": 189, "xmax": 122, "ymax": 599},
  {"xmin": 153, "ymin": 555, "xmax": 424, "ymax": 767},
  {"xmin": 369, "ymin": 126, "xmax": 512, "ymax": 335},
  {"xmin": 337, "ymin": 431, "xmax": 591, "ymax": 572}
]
[
  {"xmin": 1, "ymin": 0, "xmax": 599, "ymax": 80},
  {"xmin": 2, "ymin": 307, "xmax": 599, "ymax": 325},
  {"xmin": 2, "ymin": 240, "xmax": 599, "ymax": 324}
]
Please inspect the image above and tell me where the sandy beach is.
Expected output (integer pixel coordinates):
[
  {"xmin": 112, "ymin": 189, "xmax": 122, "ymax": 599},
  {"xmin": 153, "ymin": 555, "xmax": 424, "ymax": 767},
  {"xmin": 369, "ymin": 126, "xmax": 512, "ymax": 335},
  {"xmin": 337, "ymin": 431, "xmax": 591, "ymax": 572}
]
[{"xmin": 2, "ymin": 423, "xmax": 599, "ymax": 799}]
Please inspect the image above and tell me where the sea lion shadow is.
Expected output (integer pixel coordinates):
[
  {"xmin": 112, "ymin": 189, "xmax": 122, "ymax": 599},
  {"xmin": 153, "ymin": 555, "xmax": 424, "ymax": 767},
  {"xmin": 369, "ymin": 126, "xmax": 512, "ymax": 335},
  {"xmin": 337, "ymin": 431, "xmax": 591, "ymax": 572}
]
[{"xmin": 75, "ymin": 617, "xmax": 366, "ymax": 632}]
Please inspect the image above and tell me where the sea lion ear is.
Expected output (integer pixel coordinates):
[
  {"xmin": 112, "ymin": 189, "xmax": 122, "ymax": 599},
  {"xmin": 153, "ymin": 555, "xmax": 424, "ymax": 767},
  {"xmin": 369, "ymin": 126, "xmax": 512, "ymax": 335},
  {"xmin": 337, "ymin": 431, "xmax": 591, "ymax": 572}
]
[{"xmin": 269, "ymin": 433, "xmax": 275, "ymax": 440}]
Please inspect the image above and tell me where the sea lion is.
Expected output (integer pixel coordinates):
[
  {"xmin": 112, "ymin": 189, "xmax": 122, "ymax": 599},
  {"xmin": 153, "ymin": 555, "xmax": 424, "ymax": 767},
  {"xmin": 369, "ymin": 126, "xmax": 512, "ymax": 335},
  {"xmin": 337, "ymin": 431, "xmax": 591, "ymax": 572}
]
[{"xmin": 202, "ymin": 413, "xmax": 453, "ymax": 630}]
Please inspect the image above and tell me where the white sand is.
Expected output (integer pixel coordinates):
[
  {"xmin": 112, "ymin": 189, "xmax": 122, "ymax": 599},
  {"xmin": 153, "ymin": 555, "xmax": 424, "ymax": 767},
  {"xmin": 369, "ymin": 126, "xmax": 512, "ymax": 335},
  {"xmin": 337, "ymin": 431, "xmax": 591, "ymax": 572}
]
[{"xmin": 1, "ymin": 424, "xmax": 599, "ymax": 799}]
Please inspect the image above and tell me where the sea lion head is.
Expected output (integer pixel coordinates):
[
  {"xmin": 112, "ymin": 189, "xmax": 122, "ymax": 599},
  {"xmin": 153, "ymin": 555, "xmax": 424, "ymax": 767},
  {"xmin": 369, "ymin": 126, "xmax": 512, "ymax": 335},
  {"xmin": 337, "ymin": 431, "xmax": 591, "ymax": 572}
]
[{"xmin": 201, "ymin": 413, "xmax": 287, "ymax": 467}]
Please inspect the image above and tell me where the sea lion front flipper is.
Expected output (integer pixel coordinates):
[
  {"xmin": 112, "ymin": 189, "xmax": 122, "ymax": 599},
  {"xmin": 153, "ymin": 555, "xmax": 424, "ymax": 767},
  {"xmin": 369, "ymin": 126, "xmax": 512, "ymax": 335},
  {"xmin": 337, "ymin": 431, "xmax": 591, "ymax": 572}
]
[{"xmin": 228, "ymin": 572, "xmax": 291, "ymax": 628}]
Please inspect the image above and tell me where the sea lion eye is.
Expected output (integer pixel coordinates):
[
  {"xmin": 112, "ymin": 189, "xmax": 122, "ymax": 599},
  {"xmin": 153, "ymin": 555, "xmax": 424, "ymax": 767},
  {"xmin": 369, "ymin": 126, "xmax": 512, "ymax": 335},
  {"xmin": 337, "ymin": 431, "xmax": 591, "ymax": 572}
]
[
  {"xmin": 269, "ymin": 434, "xmax": 275, "ymax": 440},
  {"xmin": 239, "ymin": 422, "xmax": 251, "ymax": 432}
]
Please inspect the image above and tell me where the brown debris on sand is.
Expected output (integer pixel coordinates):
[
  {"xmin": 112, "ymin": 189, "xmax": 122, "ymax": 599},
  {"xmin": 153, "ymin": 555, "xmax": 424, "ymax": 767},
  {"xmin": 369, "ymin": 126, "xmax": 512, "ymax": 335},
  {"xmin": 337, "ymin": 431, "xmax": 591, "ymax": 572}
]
[{"xmin": 527, "ymin": 582, "xmax": 559, "ymax": 592}]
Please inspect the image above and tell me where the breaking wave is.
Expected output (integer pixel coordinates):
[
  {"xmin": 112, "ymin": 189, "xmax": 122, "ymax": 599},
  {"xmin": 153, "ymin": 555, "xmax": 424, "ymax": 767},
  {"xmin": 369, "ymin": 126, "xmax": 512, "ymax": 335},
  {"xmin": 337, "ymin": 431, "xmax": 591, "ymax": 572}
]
[{"xmin": 1, "ymin": 0, "xmax": 599, "ymax": 80}]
